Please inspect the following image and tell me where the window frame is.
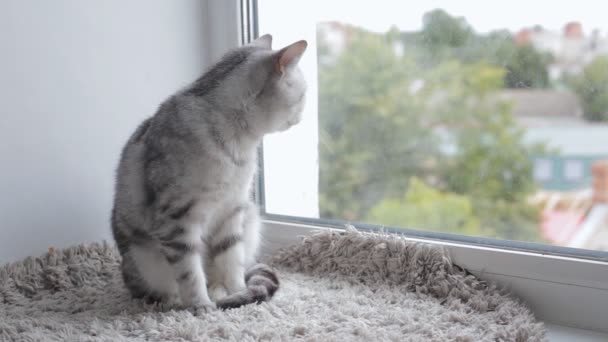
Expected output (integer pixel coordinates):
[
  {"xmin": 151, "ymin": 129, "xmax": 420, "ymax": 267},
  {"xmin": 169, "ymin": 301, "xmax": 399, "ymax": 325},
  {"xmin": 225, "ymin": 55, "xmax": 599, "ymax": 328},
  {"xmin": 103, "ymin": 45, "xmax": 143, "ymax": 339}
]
[
  {"xmin": 261, "ymin": 219, "xmax": 608, "ymax": 333},
  {"xmin": 207, "ymin": 0, "xmax": 608, "ymax": 333}
]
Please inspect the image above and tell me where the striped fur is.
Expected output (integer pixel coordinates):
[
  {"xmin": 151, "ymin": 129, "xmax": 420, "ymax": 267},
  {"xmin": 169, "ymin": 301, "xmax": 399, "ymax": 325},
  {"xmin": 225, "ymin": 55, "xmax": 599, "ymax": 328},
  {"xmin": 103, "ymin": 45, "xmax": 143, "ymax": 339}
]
[
  {"xmin": 216, "ymin": 264, "xmax": 280, "ymax": 310},
  {"xmin": 110, "ymin": 34, "xmax": 307, "ymax": 311}
]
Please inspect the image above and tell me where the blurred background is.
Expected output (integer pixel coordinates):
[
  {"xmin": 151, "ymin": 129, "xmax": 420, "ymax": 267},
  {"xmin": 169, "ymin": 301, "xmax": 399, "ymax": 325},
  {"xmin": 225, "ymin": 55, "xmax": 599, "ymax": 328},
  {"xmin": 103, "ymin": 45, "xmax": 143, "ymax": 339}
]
[{"xmin": 260, "ymin": 0, "xmax": 608, "ymax": 252}]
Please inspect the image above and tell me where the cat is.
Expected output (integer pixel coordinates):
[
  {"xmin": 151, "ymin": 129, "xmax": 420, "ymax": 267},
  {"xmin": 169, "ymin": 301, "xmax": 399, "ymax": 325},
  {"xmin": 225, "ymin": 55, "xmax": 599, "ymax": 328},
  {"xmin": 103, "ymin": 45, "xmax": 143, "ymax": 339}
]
[{"xmin": 111, "ymin": 34, "xmax": 307, "ymax": 311}]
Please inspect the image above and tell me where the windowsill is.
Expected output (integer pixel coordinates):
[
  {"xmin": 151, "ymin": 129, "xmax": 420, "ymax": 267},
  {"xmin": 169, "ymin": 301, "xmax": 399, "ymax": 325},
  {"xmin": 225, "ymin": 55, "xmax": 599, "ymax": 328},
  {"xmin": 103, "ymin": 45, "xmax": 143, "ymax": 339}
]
[
  {"xmin": 547, "ymin": 323, "xmax": 608, "ymax": 342},
  {"xmin": 261, "ymin": 218, "xmax": 608, "ymax": 334}
]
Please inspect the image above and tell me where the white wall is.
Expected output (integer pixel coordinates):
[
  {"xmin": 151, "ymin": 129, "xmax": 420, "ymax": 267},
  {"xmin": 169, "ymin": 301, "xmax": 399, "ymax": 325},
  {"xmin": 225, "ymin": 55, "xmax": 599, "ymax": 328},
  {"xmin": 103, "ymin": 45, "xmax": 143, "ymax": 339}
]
[{"xmin": 0, "ymin": 0, "xmax": 209, "ymax": 262}]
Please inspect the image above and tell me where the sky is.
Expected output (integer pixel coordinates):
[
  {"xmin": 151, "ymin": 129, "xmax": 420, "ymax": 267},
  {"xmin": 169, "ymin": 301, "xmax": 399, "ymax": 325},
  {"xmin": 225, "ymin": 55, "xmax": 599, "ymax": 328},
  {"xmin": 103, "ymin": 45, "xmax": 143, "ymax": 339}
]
[{"xmin": 265, "ymin": 0, "xmax": 608, "ymax": 34}]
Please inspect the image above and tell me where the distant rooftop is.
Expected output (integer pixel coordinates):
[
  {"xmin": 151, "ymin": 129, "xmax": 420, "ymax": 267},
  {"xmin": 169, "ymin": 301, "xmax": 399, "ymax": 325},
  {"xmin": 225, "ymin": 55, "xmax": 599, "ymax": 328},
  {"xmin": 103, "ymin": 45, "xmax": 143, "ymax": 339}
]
[
  {"xmin": 496, "ymin": 90, "xmax": 608, "ymax": 156},
  {"xmin": 499, "ymin": 89, "xmax": 583, "ymax": 120}
]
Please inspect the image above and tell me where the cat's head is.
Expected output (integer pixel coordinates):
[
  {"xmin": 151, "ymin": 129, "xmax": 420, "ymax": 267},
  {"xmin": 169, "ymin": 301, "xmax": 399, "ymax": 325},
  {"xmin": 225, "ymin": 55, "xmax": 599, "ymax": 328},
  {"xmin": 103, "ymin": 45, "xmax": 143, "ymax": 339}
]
[
  {"xmin": 205, "ymin": 34, "xmax": 308, "ymax": 136},
  {"xmin": 243, "ymin": 34, "xmax": 308, "ymax": 135}
]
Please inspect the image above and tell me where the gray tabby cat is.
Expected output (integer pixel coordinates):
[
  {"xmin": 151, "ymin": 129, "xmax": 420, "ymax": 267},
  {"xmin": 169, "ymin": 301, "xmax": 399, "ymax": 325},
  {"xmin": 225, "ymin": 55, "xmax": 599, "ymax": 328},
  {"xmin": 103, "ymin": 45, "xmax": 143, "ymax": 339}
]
[{"xmin": 111, "ymin": 34, "xmax": 307, "ymax": 311}]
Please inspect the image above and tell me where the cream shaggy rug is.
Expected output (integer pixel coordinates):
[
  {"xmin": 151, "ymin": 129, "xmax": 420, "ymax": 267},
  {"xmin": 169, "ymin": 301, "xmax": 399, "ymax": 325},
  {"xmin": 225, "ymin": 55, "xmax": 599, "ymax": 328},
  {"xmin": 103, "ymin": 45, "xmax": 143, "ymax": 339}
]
[{"xmin": 0, "ymin": 228, "xmax": 546, "ymax": 341}]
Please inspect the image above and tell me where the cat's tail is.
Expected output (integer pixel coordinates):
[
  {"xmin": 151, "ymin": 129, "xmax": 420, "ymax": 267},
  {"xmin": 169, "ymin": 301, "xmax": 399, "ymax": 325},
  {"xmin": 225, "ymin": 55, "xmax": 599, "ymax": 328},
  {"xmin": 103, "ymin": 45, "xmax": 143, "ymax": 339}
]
[{"xmin": 215, "ymin": 263, "xmax": 280, "ymax": 310}]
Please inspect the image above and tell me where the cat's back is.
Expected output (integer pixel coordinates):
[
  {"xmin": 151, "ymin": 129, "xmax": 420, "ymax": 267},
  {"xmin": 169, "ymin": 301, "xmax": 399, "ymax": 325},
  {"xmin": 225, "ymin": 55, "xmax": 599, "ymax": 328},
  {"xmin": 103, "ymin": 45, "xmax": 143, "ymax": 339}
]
[
  {"xmin": 114, "ymin": 95, "xmax": 255, "ymax": 215},
  {"xmin": 114, "ymin": 97, "xmax": 194, "ymax": 212},
  {"xmin": 120, "ymin": 96, "xmax": 206, "ymax": 171}
]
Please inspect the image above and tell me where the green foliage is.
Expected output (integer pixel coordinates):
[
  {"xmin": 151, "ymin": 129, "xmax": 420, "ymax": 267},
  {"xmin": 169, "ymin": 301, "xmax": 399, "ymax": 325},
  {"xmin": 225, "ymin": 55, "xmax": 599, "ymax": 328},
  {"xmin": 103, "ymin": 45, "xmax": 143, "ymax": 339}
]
[
  {"xmin": 419, "ymin": 61, "xmax": 540, "ymax": 201},
  {"xmin": 367, "ymin": 178, "xmax": 481, "ymax": 235},
  {"xmin": 419, "ymin": 60, "xmax": 545, "ymax": 240},
  {"xmin": 317, "ymin": 16, "xmax": 547, "ymax": 241},
  {"xmin": 399, "ymin": 12, "xmax": 550, "ymax": 90},
  {"xmin": 504, "ymin": 45, "xmax": 551, "ymax": 89},
  {"xmin": 569, "ymin": 57, "xmax": 608, "ymax": 122},
  {"xmin": 421, "ymin": 9, "xmax": 472, "ymax": 47},
  {"xmin": 318, "ymin": 29, "xmax": 439, "ymax": 220}
]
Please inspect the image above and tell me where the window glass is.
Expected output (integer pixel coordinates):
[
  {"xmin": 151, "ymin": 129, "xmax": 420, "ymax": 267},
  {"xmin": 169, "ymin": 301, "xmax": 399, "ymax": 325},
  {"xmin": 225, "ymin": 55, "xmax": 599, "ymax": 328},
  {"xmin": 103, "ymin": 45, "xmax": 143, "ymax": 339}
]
[
  {"xmin": 258, "ymin": 0, "xmax": 608, "ymax": 253},
  {"xmin": 564, "ymin": 160, "xmax": 584, "ymax": 181},
  {"xmin": 534, "ymin": 159, "xmax": 553, "ymax": 182}
]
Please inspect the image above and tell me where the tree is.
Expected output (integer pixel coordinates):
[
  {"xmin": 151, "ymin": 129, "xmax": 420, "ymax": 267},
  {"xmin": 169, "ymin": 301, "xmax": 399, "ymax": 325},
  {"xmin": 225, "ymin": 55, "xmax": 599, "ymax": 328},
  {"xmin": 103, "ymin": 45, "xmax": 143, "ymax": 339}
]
[
  {"xmin": 504, "ymin": 45, "xmax": 551, "ymax": 89},
  {"xmin": 569, "ymin": 57, "xmax": 608, "ymax": 122},
  {"xmin": 317, "ymin": 24, "xmax": 547, "ymax": 241},
  {"xmin": 405, "ymin": 9, "xmax": 474, "ymax": 68},
  {"xmin": 400, "ymin": 10, "xmax": 551, "ymax": 90},
  {"xmin": 419, "ymin": 60, "xmax": 547, "ymax": 240},
  {"xmin": 367, "ymin": 178, "xmax": 481, "ymax": 235},
  {"xmin": 421, "ymin": 9, "xmax": 472, "ymax": 48},
  {"xmin": 318, "ymin": 28, "xmax": 439, "ymax": 220}
]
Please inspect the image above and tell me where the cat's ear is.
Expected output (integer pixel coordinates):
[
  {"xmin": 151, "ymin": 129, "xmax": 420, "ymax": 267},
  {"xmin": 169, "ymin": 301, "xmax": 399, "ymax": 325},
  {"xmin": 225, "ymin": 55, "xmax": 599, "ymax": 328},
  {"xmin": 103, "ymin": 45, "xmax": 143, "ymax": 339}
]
[
  {"xmin": 275, "ymin": 40, "xmax": 307, "ymax": 75},
  {"xmin": 250, "ymin": 34, "xmax": 273, "ymax": 49}
]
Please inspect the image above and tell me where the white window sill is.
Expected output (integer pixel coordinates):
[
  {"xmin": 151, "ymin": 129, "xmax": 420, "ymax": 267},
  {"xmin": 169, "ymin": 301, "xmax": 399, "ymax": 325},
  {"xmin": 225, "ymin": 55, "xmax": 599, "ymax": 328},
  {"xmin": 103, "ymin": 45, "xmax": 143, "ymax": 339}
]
[
  {"xmin": 547, "ymin": 324, "xmax": 608, "ymax": 342},
  {"xmin": 261, "ymin": 219, "xmax": 608, "ymax": 335}
]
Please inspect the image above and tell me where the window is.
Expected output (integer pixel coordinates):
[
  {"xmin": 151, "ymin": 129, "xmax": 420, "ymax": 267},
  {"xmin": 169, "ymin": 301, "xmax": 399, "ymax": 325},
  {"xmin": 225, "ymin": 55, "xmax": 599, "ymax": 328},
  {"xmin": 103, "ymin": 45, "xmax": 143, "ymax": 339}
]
[
  {"xmin": 534, "ymin": 158, "xmax": 553, "ymax": 182},
  {"xmin": 239, "ymin": 0, "xmax": 608, "ymax": 333},
  {"xmin": 256, "ymin": 0, "xmax": 608, "ymax": 257},
  {"xmin": 564, "ymin": 159, "xmax": 584, "ymax": 181}
]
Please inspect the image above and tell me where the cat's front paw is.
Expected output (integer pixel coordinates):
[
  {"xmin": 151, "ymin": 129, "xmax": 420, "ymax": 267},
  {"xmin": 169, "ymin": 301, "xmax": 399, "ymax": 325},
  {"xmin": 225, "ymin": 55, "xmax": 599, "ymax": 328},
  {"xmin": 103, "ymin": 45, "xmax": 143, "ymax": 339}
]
[
  {"xmin": 191, "ymin": 300, "xmax": 217, "ymax": 315},
  {"xmin": 208, "ymin": 283, "xmax": 228, "ymax": 302},
  {"xmin": 163, "ymin": 293, "xmax": 182, "ymax": 310}
]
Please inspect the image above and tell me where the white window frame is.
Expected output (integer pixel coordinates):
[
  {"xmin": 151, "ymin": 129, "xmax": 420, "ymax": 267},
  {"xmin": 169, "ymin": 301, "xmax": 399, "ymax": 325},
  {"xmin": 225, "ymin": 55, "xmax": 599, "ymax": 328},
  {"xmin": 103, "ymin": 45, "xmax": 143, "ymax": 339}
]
[{"xmin": 206, "ymin": 0, "xmax": 608, "ymax": 334}]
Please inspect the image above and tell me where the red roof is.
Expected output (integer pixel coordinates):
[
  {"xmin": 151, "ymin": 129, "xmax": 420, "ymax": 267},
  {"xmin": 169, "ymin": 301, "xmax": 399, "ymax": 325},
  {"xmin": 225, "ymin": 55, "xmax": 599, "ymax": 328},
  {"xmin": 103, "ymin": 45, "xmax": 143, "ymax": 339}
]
[{"xmin": 541, "ymin": 210, "xmax": 584, "ymax": 245}]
